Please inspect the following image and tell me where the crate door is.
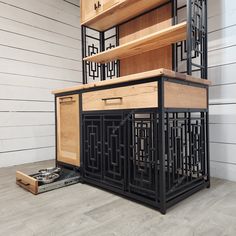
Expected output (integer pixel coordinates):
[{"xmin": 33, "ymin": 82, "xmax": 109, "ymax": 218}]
[
  {"xmin": 103, "ymin": 114, "xmax": 126, "ymax": 189},
  {"xmin": 127, "ymin": 113, "xmax": 158, "ymax": 201},
  {"xmin": 57, "ymin": 95, "xmax": 80, "ymax": 167},
  {"xmin": 83, "ymin": 115, "xmax": 103, "ymax": 180}
]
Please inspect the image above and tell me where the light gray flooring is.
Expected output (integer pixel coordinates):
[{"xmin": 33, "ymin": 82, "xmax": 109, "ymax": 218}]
[{"xmin": 0, "ymin": 160, "xmax": 236, "ymax": 236}]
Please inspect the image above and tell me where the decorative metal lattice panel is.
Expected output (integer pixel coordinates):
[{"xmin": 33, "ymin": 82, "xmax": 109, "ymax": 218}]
[
  {"xmin": 164, "ymin": 112, "xmax": 208, "ymax": 199},
  {"xmin": 128, "ymin": 113, "xmax": 159, "ymax": 200},
  {"xmin": 82, "ymin": 110, "xmax": 209, "ymax": 210},
  {"xmin": 173, "ymin": 0, "xmax": 207, "ymax": 78},
  {"xmin": 103, "ymin": 115, "xmax": 126, "ymax": 189},
  {"xmin": 104, "ymin": 27, "xmax": 120, "ymax": 80},
  {"xmin": 83, "ymin": 115, "xmax": 103, "ymax": 180},
  {"xmin": 82, "ymin": 26, "xmax": 119, "ymax": 84}
]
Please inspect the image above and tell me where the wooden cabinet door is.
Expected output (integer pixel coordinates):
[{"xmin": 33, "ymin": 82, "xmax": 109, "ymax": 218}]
[
  {"xmin": 57, "ymin": 95, "xmax": 80, "ymax": 167},
  {"xmin": 81, "ymin": 0, "xmax": 120, "ymax": 23},
  {"xmin": 80, "ymin": 0, "xmax": 98, "ymax": 23}
]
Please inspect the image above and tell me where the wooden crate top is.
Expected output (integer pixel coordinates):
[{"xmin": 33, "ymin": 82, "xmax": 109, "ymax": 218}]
[{"xmin": 52, "ymin": 68, "xmax": 211, "ymax": 94}]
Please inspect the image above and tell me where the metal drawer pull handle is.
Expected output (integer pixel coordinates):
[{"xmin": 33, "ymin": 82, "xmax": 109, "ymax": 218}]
[
  {"xmin": 59, "ymin": 97, "xmax": 75, "ymax": 103},
  {"xmin": 94, "ymin": 1, "xmax": 101, "ymax": 10},
  {"xmin": 102, "ymin": 97, "xmax": 123, "ymax": 102}
]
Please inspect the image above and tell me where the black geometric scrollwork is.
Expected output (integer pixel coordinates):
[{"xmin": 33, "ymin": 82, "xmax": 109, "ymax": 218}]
[
  {"xmin": 128, "ymin": 113, "xmax": 158, "ymax": 200},
  {"xmin": 175, "ymin": 0, "xmax": 207, "ymax": 77},
  {"xmin": 165, "ymin": 112, "xmax": 207, "ymax": 197},
  {"xmin": 83, "ymin": 26, "xmax": 119, "ymax": 83},
  {"xmin": 104, "ymin": 44, "xmax": 117, "ymax": 79},
  {"xmin": 87, "ymin": 44, "xmax": 100, "ymax": 80},
  {"xmin": 83, "ymin": 110, "xmax": 208, "ymax": 205},
  {"xmin": 103, "ymin": 115, "xmax": 126, "ymax": 189},
  {"xmin": 83, "ymin": 115, "xmax": 103, "ymax": 180},
  {"xmin": 191, "ymin": 0, "xmax": 206, "ymax": 59}
]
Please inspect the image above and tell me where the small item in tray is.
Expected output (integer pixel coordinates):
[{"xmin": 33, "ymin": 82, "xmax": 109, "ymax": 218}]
[
  {"xmin": 32, "ymin": 172, "xmax": 60, "ymax": 184},
  {"xmin": 31, "ymin": 167, "xmax": 61, "ymax": 184},
  {"xmin": 38, "ymin": 167, "xmax": 61, "ymax": 174},
  {"xmin": 16, "ymin": 167, "xmax": 80, "ymax": 194}
]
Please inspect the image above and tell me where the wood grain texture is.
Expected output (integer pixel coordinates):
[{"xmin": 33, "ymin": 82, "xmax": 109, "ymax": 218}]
[
  {"xmin": 164, "ymin": 81, "xmax": 208, "ymax": 109},
  {"xmin": 52, "ymin": 68, "xmax": 211, "ymax": 94},
  {"xmin": 119, "ymin": 4, "xmax": 172, "ymax": 44},
  {"xmin": 57, "ymin": 95, "xmax": 80, "ymax": 167},
  {"xmin": 83, "ymin": 80, "xmax": 208, "ymax": 111},
  {"xmin": 80, "ymin": 0, "xmax": 96, "ymax": 23},
  {"xmin": 84, "ymin": 22, "xmax": 187, "ymax": 63},
  {"xmin": 82, "ymin": 81, "xmax": 158, "ymax": 111},
  {"xmin": 81, "ymin": 0, "xmax": 120, "ymax": 23},
  {"xmin": 16, "ymin": 171, "xmax": 38, "ymax": 194},
  {"xmin": 120, "ymin": 47, "xmax": 172, "ymax": 76},
  {"xmin": 81, "ymin": 0, "xmax": 169, "ymax": 31},
  {"xmin": 119, "ymin": 3, "xmax": 172, "ymax": 76},
  {"xmin": 102, "ymin": 0, "xmax": 120, "ymax": 12}
]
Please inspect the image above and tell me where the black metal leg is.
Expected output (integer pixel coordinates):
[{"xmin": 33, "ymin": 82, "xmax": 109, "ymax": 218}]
[
  {"xmin": 206, "ymin": 111, "xmax": 210, "ymax": 189},
  {"xmin": 158, "ymin": 77, "xmax": 167, "ymax": 214}
]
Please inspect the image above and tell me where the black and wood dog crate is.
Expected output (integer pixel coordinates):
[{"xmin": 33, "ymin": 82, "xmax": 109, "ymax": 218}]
[{"xmin": 17, "ymin": 0, "xmax": 210, "ymax": 214}]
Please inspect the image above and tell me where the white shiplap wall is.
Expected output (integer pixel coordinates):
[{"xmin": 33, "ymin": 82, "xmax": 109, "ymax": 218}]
[
  {"xmin": 0, "ymin": 0, "xmax": 82, "ymax": 167},
  {"xmin": 208, "ymin": 0, "xmax": 236, "ymax": 182}
]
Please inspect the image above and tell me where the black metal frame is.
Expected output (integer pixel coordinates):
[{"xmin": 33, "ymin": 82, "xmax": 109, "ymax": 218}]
[
  {"xmin": 81, "ymin": 25, "xmax": 120, "ymax": 84},
  {"xmin": 78, "ymin": 75, "xmax": 210, "ymax": 214},
  {"xmin": 55, "ymin": 77, "xmax": 210, "ymax": 214},
  {"xmin": 55, "ymin": 0, "xmax": 209, "ymax": 214}
]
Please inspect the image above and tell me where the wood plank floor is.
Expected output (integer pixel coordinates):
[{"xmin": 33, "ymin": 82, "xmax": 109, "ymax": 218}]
[{"xmin": 0, "ymin": 160, "xmax": 236, "ymax": 236}]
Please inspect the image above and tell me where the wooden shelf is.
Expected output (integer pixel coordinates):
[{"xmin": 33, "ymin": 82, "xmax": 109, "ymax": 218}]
[
  {"xmin": 82, "ymin": 0, "xmax": 169, "ymax": 31},
  {"xmin": 84, "ymin": 22, "xmax": 187, "ymax": 64}
]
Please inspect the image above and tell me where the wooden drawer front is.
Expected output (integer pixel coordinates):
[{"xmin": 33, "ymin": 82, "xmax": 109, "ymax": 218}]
[
  {"xmin": 16, "ymin": 171, "xmax": 38, "ymax": 194},
  {"xmin": 164, "ymin": 81, "xmax": 207, "ymax": 109},
  {"xmin": 57, "ymin": 95, "xmax": 80, "ymax": 167},
  {"xmin": 82, "ymin": 82, "xmax": 158, "ymax": 111}
]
